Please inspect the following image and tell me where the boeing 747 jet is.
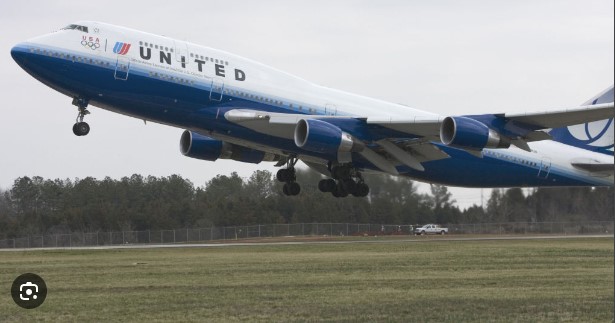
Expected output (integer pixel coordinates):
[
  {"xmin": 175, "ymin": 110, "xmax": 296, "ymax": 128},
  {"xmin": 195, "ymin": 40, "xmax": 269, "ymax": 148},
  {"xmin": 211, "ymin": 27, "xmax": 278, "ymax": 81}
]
[{"xmin": 11, "ymin": 22, "xmax": 614, "ymax": 197}]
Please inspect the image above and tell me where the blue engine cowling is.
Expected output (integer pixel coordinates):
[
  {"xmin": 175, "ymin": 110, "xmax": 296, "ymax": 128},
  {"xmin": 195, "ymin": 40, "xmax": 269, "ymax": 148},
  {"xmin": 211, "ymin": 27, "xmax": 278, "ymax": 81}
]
[
  {"xmin": 294, "ymin": 119, "xmax": 363, "ymax": 158},
  {"xmin": 180, "ymin": 130, "xmax": 277, "ymax": 164},
  {"xmin": 440, "ymin": 117, "xmax": 510, "ymax": 150}
]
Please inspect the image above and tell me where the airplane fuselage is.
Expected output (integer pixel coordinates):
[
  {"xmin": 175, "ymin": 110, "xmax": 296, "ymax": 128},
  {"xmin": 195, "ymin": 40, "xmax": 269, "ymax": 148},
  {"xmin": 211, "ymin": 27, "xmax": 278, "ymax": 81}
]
[{"xmin": 11, "ymin": 21, "xmax": 614, "ymax": 190}]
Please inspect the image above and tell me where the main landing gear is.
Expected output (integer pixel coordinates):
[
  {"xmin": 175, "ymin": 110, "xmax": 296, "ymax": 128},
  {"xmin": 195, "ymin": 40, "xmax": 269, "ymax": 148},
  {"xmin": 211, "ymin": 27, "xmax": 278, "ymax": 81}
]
[
  {"xmin": 318, "ymin": 164, "xmax": 369, "ymax": 198},
  {"xmin": 277, "ymin": 157, "xmax": 300, "ymax": 196},
  {"xmin": 72, "ymin": 97, "xmax": 90, "ymax": 136},
  {"xmin": 277, "ymin": 160, "xmax": 370, "ymax": 198}
]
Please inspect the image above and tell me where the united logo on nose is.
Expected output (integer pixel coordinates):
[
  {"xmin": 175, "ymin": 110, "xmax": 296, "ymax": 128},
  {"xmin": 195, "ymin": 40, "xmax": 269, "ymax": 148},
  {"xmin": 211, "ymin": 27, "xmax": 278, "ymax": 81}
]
[{"xmin": 113, "ymin": 42, "xmax": 131, "ymax": 55}]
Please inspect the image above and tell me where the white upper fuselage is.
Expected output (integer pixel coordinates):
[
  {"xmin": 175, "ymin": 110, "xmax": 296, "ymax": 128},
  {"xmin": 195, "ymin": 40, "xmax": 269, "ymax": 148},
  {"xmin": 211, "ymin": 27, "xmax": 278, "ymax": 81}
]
[{"xmin": 26, "ymin": 22, "xmax": 440, "ymax": 119}]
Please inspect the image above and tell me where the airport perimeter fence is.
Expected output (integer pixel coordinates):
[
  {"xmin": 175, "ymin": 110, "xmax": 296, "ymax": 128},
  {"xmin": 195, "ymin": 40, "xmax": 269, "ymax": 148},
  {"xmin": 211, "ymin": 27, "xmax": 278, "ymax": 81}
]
[{"xmin": 0, "ymin": 221, "xmax": 612, "ymax": 249}]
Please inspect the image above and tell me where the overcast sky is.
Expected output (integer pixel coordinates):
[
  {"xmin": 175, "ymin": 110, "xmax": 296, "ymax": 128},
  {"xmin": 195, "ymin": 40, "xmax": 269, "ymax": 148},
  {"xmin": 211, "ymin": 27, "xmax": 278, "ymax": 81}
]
[{"xmin": 1, "ymin": 1, "xmax": 613, "ymax": 208}]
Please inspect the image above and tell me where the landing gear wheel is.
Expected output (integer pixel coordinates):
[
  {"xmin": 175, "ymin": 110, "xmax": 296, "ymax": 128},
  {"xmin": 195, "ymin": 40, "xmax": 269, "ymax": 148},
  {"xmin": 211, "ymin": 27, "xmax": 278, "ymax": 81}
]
[
  {"xmin": 353, "ymin": 182, "xmax": 370, "ymax": 197},
  {"xmin": 72, "ymin": 97, "xmax": 91, "ymax": 137},
  {"xmin": 73, "ymin": 122, "xmax": 90, "ymax": 136},
  {"xmin": 332, "ymin": 182, "xmax": 348, "ymax": 198},
  {"xmin": 276, "ymin": 168, "xmax": 296, "ymax": 183},
  {"xmin": 342, "ymin": 179, "xmax": 357, "ymax": 195},
  {"xmin": 323, "ymin": 164, "xmax": 370, "ymax": 198},
  {"xmin": 318, "ymin": 179, "xmax": 336, "ymax": 192},
  {"xmin": 283, "ymin": 182, "xmax": 301, "ymax": 196},
  {"xmin": 278, "ymin": 157, "xmax": 301, "ymax": 196},
  {"xmin": 288, "ymin": 182, "xmax": 300, "ymax": 196}
]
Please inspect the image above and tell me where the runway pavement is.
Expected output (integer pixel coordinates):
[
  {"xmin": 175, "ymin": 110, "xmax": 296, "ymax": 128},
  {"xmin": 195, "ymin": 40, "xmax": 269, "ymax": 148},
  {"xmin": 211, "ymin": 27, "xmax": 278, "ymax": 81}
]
[{"xmin": 0, "ymin": 234, "xmax": 612, "ymax": 252}]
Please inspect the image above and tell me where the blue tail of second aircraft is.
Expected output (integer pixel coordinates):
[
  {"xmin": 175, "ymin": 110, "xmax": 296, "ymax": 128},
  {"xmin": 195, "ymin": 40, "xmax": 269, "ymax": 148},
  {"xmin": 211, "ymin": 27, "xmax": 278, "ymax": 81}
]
[{"xmin": 549, "ymin": 86, "xmax": 614, "ymax": 156}]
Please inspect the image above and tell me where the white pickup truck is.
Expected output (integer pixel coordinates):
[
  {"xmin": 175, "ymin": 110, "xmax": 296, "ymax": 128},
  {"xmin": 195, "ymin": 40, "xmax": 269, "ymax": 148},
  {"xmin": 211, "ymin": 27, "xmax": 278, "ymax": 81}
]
[{"xmin": 414, "ymin": 224, "xmax": 448, "ymax": 235}]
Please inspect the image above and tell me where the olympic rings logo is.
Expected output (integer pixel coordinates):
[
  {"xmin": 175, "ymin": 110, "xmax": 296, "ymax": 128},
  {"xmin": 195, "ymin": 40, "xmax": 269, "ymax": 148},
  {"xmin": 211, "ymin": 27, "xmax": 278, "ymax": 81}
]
[{"xmin": 81, "ymin": 40, "xmax": 100, "ymax": 50}]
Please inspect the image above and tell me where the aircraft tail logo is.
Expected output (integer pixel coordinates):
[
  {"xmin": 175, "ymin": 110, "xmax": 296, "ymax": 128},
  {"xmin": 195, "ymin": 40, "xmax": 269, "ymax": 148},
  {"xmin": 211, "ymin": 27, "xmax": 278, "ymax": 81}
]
[
  {"xmin": 549, "ymin": 86, "xmax": 614, "ymax": 156},
  {"xmin": 113, "ymin": 42, "xmax": 131, "ymax": 55}
]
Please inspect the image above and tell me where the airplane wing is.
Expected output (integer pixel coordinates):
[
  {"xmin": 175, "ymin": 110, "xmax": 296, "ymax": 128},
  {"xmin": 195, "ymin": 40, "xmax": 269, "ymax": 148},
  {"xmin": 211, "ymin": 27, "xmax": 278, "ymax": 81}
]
[
  {"xmin": 225, "ymin": 109, "xmax": 443, "ymax": 140},
  {"xmin": 368, "ymin": 103, "xmax": 614, "ymax": 147},
  {"xmin": 226, "ymin": 102, "xmax": 614, "ymax": 144},
  {"xmin": 571, "ymin": 157, "xmax": 614, "ymax": 177},
  {"xmin": 502, "ymin": 102, "xmax": 614, "ymax": 129},
  {"xmin": 572, "ymin": 162, "xmax": 614, "ymax": 173},
  {"xmin": 224, "ymin": 109, "xmax": 445, "ymax": 173},
  {"xmin": 224, "ymin": 100, "xmax": 613, "ymax": 173},
  {"xmin": 372, "ymin": 102, "xmax": 614, "ymax": 152}
]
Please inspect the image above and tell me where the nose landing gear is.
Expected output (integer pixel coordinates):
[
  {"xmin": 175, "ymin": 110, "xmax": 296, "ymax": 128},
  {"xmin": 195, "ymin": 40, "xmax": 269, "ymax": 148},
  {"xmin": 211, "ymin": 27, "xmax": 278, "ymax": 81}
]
[{"xmin": 72, "ymin": 97, "xmax": 90, "ymax": 136}]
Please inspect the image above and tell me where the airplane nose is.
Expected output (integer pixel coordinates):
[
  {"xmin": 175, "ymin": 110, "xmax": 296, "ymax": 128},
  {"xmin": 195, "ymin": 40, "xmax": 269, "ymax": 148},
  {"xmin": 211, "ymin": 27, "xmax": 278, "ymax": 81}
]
[{"xmin": 11, "ymin": 43, "xmax": 28, "ymax": 67}]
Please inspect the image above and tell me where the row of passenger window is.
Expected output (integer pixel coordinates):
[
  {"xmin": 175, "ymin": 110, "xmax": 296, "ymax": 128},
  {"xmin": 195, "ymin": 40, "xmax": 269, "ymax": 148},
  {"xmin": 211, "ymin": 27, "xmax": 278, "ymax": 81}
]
[
  {"xmin": 30, "ymin": 47, "xmax": 111, "ymax": 68},
  {"xmin": 485, "ymin": 150, "xmax": 539, "ymax": 167},
  {"xmin": 225, "ymin": 89, "xmax": 320, "ymax": 113},
  {"xmin": 226, "ymin": 89, "xmax": 284, "ymax": 106},
  {"xmin": 147, "ymin": 71, "xmax": 195, "ymax": 85},
  {"xmin": 190, "ymin": 53, "xmax": 229, "ymax": 66},
  {"xmin": 139, "ymin": 41, "xmax": 173, "ymax": 53},
  {"xmin": 138, "ymin": 40, "xmax": 229, "ymax": 66}
]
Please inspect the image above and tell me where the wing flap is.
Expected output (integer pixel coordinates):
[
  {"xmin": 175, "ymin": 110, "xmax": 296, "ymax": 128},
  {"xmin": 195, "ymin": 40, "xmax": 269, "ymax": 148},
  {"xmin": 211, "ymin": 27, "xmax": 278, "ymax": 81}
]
[{"xmin": 396, "ymin": 139, "xmax": 450, "ymax": 162}]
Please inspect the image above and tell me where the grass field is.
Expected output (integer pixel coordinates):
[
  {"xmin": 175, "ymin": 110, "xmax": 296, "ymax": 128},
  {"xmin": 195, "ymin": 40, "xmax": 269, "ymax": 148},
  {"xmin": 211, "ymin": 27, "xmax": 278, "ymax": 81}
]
[{"xmin": 1, "ymin": 237, "xmax": 613, "ymax": 322}]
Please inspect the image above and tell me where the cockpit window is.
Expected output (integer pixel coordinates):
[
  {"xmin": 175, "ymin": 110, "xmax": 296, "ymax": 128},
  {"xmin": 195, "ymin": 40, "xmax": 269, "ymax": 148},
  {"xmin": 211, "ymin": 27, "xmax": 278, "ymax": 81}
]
[{"xmin": 61, "ymin": 24, "xmax": 89, "ymax": 33}]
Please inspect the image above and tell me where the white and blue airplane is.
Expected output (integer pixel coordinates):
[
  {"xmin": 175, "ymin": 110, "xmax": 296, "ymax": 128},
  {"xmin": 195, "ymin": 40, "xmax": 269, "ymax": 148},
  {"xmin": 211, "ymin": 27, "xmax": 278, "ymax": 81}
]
[{"xmin": 11, "ymin": 21, "xmax": 614, "ymax": 197}]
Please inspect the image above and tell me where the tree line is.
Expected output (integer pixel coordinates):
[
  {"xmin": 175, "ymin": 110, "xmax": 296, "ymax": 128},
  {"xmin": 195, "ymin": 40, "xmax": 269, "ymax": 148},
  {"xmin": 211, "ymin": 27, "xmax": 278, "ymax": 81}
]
[{"xmin": 0, "ymin": 168, "xmax": 612, "ymax": 238}]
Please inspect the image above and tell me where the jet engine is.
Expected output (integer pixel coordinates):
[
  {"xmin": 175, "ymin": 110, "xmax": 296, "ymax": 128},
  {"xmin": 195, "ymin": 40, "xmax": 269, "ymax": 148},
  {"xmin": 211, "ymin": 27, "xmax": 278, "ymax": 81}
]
[
  {"xmin": 440, "ymin": 116, "xmax": 510, "ymax": 150},
  {"xmin": 294, "ymin": 119, "xmax": 364, "ymax": 158},
  {"xmin": 180, "ymin": 130, "xmax": 279, "ymax": 164}
]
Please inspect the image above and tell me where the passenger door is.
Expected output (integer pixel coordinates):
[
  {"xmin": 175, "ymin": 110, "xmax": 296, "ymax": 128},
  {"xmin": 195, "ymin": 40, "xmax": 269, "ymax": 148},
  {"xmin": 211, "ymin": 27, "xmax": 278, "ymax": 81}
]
[
  {"xmin": 114, "ymin": 56, "xmax": 130, "ymax": 80},
  {"xmin": 325, "ymin": 103, "xmax": 337, "ymax": 116},
  {"xmin": 537, "ymin": 158, "xmax": 551, "ymax": 179},
  {"xmin": 112, "ymin": 31, "xmax": 131, "ymax": 81},
  {"xmin": 210, "ymin": 78, "xmax": 224, "ymax": 101},
  {"xmin": 174, "ymin": 41, "xmax": 189, "ymax": 67}
]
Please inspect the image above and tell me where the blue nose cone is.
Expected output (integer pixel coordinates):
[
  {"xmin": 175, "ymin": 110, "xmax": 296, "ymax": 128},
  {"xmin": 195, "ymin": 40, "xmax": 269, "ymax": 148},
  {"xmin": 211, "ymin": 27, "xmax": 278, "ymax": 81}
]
[{"xmin": 11, "ymin": 43, "xmax": 28, "ymax": 68}]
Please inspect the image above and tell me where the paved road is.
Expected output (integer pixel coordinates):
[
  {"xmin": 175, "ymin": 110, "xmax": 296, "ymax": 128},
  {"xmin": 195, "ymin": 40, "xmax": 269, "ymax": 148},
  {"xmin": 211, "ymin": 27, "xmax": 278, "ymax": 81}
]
[{"xmin": 1, "ymin": 234, "xmax": 612, "ymax": 252}]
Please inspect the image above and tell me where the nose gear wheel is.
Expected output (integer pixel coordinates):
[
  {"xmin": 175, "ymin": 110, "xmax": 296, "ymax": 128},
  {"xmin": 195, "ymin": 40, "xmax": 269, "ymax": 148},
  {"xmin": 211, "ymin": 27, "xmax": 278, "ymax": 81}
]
[{"xmin": 72, "ymin": 97, "xmax": 91, "ymax": 136}]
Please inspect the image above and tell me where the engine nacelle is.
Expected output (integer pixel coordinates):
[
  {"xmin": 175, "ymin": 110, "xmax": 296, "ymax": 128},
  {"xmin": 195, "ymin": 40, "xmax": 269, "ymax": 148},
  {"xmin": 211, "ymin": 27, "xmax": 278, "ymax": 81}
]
[
  {"xmin": 180, "ymin": 130, "xmax": 279, "ymax": 164},
  {"xmin": 440, "ymin": 116, "xmax": 510, "ymax": 150},
  {"xmin": 294, "ymin": 119, "xmax": 364, "ymax": 157}
]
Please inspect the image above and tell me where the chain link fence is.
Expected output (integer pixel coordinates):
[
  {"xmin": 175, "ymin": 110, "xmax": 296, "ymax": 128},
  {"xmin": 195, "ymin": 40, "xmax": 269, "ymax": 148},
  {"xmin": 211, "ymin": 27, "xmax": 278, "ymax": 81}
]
[{"xmin": 0, "ymin": 221, "xmax": 612, "ymax": 249}]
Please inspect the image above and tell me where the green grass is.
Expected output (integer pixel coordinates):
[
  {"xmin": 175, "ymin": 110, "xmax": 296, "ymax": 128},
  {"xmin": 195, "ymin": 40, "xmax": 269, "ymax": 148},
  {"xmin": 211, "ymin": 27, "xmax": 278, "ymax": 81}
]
[{"xmin": 0, "ymin": 237, "xmax": 612, "ymax": 322}]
